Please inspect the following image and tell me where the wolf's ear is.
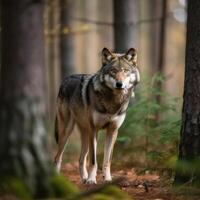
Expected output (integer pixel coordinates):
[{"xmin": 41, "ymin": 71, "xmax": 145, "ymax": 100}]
[
  {"xmin": 125, "ymin": 48, "xmax": 137, "ymax": 65},
  {"xmin": 102, "ymin": 48, "xmax": 114, "ymax": 66},
  {"xmin": 135, "ymin": 67, "xmax": 140, "ymax": 84}
]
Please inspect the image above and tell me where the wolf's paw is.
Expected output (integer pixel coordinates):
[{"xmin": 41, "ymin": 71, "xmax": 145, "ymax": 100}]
[
  {"xmin": 85, "ymin": 179, "xmax": 97, "ymax": 185},
  {"xmin": 104, "ymin": 179, "xmax": 112, "ymax": 183},
  {"xmin": 103, "ymin": 175, "xmax": 112, "ymax": 182},
  {"xmin": 81, "ymin": 179, "xmax": 87, "ymax": 184}
]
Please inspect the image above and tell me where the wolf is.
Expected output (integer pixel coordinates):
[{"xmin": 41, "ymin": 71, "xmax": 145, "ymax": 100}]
[{"xmin": 54, "ymin": 47, "xmax": 140, "ymax": 184}]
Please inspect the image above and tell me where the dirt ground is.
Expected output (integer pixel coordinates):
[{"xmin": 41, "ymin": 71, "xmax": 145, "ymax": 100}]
[{"xmin": 61, "ymin": 162, "xmax": 197, "ymax": 200}]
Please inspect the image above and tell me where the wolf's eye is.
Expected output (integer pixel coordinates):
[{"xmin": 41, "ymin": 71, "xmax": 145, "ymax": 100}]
[
  {"xmin": 124, "ymin": 69, "xmax": 130, "ymax": 73},
  {"xmin": 111, "ymin": 68, "xmax": 117, "ymax": 74}
]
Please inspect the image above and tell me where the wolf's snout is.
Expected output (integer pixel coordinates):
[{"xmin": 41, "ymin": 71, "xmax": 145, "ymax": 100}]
[{"xmin": 116, "ymin": 81, "xmax": 123, "ymax": 89}]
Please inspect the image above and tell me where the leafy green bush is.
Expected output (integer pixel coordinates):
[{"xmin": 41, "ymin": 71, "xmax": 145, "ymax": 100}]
[{"xmin": 117, "ymin": 74, "xmax": 181, "ymax": 169}]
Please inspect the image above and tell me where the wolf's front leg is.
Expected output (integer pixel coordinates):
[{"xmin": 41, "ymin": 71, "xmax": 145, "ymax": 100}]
[
  {"xmin": 102, "ymin": 129, "xmax": 118, "ymax": 181},
  {"xmin": 86, "ymin": 132, "xmax": 98, "ymax": 184}
]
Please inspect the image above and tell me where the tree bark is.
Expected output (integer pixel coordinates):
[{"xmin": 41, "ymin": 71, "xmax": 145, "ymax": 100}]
[
  {"xmin": 45, "ymin": 0, "xmax": 61, "ymax": 121},
  {"xmin": 113, "ymin": 0, "xmax": 139, "ymax": 52},
  {"xmin": 60, "ymin": 0, "xmax": 75, "ymax": 78},
  {"xmin": 149, "ymin": 0, "xmax": 166, "ymax": 74},
  {"xmin": 139, "ymin": 0, "xmax": 163, "ymax": 74},
  {"xmin": 174, "ymin": 0, "xmax": 200, "ymax": 185},
  {"xmin": 0, "ymin": 0, "xmax": 54, "ymax": 197},
  {"xmin": 81, "ymin": 0, "xmax": 99, "ymax": 73},
  {"xmin": 155, "ymin": 0, "xmax": 167, "ymax": 117},
  {"xmin": 0, "ymin": 1, "xmax": 2, "ymax": 74}
]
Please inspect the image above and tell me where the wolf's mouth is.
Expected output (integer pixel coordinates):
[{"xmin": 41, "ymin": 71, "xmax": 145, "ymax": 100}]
[
  {"xmin": 114, "ymin": 87, "xmax": 128, "ymax": 94},
  {"xmin": 115, "ymin": 87, "xmax": 125, "ymax": 90}
]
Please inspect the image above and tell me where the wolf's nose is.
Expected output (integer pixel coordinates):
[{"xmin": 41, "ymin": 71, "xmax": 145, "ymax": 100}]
[{"xmin": 116, "ymin": 81, "xmax": 123, "ymax": 88}]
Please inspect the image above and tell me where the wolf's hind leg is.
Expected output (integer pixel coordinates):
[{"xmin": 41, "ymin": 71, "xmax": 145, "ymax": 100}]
[
  {"xmin": 54, "ymin": 111, "xmax": 74, "ymax": 172},
  {"xmin": 86, "ymin": 132, "xmax": 98, "ymax": 184},
  {"xmin": 78, "ymin": 128, "xmax": 89, "ymax": 183}
]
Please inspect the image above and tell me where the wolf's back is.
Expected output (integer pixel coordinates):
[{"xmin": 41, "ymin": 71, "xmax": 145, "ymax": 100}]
[{"xmin": 58, "ymin": 74, "xmax": 90, "ymax": 101}]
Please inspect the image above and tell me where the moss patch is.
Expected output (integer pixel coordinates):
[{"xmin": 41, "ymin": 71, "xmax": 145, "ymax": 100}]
[
  {"xmin": 50, "ymin": 175, "xmax": 79, "ymax": 198},
  {"xmin": 0, "ymin": 177, "xmax": 31, "ymax": 200}
]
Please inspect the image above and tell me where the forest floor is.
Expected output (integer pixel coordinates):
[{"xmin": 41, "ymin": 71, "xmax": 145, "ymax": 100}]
[{"xmin": 61, "ymin": 162, "xmax": 197, "ymax": 200}]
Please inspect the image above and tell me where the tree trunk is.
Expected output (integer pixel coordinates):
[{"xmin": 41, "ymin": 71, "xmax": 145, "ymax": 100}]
[
  {"xmin": 45, "ymin": 0, "xmax": 61, "ymax": 122},
  {"xmin": 60, "ymin": 0, "xmax": 75, "ymax": 78},
  {"xmin": 0, "ymin": 1, "xmax": 2, "ymax": 74},
  {"xmin": 113, "ymin": 0, "xmax": 139, "ymax": 52},
  {"xmin": 0, "ymin": 0, "xmax": 54, "ymax": 197},
  {"xmin": 155, "ymin": 0, "xmax": 167, "ymax": 117},
  {"xmin": 150, "ymin": 0, "xmax": 164, "ymax": 74},
  {"xmin": 81, "ymin": 0, "xmax": 99, "ymax": 73},
  {"xmin": 157, "ymin": 0, "xmax": 167, "ymax": 75},
  {"xmin": 174, "ymin": 0, "xmax": 200, "ymax": 185},
  {"xmin": 139, "ymin": 0, "xmax": 163, "ymax": 74}
]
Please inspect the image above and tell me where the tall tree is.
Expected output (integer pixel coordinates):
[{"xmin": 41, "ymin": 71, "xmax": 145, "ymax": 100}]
[
  {"xmin": 0, "ymin": 0, "xmax": 54, "ymax": 197},
  {"xmin": 113, "ymin": 0, "xmax": 139, "ymax": 52},
  {"xmin": 0, "ymin": 1, "xmax": 1, "ymax": 74},
  {"xmin": 45, "ymin": 0, "xmax": 61, "ymax": 121},
  {"xmin": 139, "ymin": 0, "xmax": 164, "ymax": 74},
  {"xmin": 157, "ymin": 0, "xmax": 167, "ymax": 75},
  {"xmin": 60, "ymin": 0, "xmax": 75, "ymax": 78},
  {"xmin": 174, "ymin": 0, "xmax": 200, "ymax": 185},
  {"xmin": 80, "ymin": 0, "xmax": 99, "ymax": 73},
  {"xmin": 155, "ymin": 0, "xmax": 167, "ymax": 112}
]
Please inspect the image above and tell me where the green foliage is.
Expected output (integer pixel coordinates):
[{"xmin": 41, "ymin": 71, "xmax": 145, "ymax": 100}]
[
  {"xmin": 49, "ymin": 175, "xmax": 131, "ymax": 200},
  {"xmin": 50, "ymin": 175, "xmax": 79, "ymax": 198},
  {"xmin": 86, "ymin": 193, "xmax": 113, "ymax": 200},
  {"xmin": 175, "ymin": 158, "xmax": 200, "ymax": 181},
  {"xmin": 0, "ymin": 174, "xmax": 131, "ymax": 200},
  {"xmin": 0, "ymin": 176, "xmax": 31, "ymax": 200},
  {"xmin": 173, "ymin": 158, "xmax": 200, "ymax": 197},
  {"xmin": 80, "ymin": 186, "xmax": 131, "ymax": 200},
  {"xmin": 100, "ymin": 185, "xmax": 131, "ymax": 200},
  {"xmin": 0, "ymin": 174, "xmax": 79, "ymax": 199},
  {"xmin": 118, "ymin": 74, "xmax": 181, "ymax": 168}
]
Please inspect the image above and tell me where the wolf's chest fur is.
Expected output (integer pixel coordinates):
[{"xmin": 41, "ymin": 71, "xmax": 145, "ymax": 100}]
[
  {"xmin": 87, "ymin": 76, "xmax": 131, "ymax": 129},
  {"xmin": 90, "ymin": 84, "xmax": 131, "ymax": 115}
]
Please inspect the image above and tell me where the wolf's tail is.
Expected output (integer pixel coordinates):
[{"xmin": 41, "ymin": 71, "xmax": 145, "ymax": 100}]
[{"xmin": 55, "ymin": 116, "xmax": 58, "ymax": 144}]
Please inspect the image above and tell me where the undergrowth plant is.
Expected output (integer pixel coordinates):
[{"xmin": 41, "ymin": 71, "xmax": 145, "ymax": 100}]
[{"xmin": 117, "ymin": 74, "xmax": 181, "ymax": 170}]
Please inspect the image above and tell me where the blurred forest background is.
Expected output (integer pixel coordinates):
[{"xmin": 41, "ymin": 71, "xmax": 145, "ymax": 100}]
[
  {"xmin": 43, "ymin": 0, "xmax": 186, "ymax": 169},
  {"xmin": 0, "ymin": 0, "xmax": 191, "ymax": 199},
  {"xmin": 0, "ymin": 0, "xmax": 187, "ymax": 173},
  {"xmin": 44, "ymin": 0, "xmax": 186, "ymax": 119}
]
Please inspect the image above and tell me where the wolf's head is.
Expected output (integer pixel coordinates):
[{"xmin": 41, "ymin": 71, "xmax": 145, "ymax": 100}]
[{"xmin": 99, "ymin": 48, "xmax": 140, "ymax": 92}]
